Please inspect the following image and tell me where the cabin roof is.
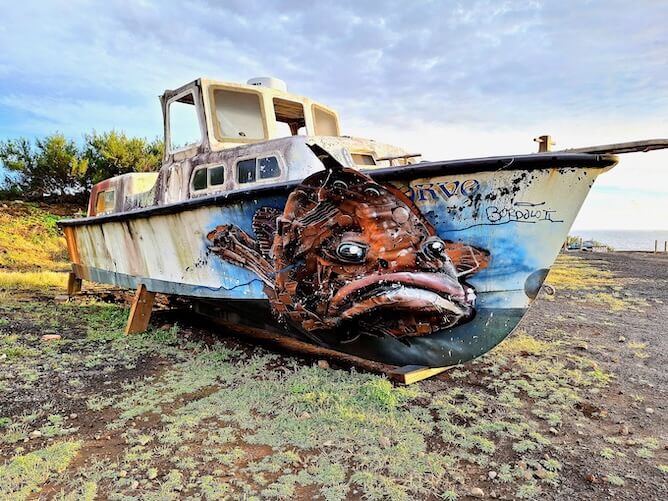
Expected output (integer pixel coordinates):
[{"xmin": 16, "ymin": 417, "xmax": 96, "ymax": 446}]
[{"xmin": 161, "ymin": 77, "xmax": 320, "ymax": 109}]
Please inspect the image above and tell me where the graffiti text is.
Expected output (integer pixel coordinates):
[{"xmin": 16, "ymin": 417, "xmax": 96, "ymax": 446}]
[{"xmin": 486, "ymin": 202, "xmax": 563, "ymax": 225}]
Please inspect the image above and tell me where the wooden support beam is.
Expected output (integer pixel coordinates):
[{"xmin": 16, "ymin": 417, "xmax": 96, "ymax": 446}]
[
  {"xmin": 209, "ymin": 318, "xmax": 396, "ymax": 375},
  {"xmin": 388, "ymin": 365, "xmax": 452, "ymax": 385},
  {"xmin": 67, "ymin": 272, "xmax": 82, "ymax": 297},
  {"xmin": 124, "ymin": 284, "xmax": 155, "ymax": 335},
  {"xmin": 200, "ymin": 314, "xmax": 450, "ymax": 384}
]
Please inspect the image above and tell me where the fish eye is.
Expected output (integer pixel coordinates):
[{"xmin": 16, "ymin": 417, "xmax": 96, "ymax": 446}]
[
  {"xmin": 336, "ymin": 241, "xmax": 368, "ymax": 263},
  {"xmin": 364, "ymin": 186, "xmax": 381, "ymax": 196},
  {"xmin": 422, "ymin": 237, "xmax": 448, "ymax": 260},
  {"xmin": 332, "ymin": 180, "xmax": 348, "ymax": 190}
]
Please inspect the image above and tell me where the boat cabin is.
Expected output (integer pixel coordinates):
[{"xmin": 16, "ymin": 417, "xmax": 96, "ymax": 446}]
[{"xmin": 88, "ymin": 77, "xmax": 418, "ymax": 216}]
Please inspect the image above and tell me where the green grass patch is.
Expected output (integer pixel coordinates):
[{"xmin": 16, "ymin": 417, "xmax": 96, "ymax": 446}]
[
  {"xmin": 546, "ymin": 255, "xmax": 619, "ymax": 290},
  {"xmin": 0, "ymin": 271, "xmax": 68, "ymax": 290},
  {"xmin": 0, "ymin": 441, "xmax": 81, "ymax": 500},
  {"xmin": 0, "ymin": 205, "xmax": 69, "ymax": 271}
]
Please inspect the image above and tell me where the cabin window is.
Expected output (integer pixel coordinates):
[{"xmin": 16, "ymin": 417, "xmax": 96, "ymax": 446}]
[
  {"xmin": 191, "ymin": 165, "xmax": 226, "ymax": 192},
  {"xmin": 95, "ymin": 189, "xmax": 115, "ymax": 214},
  {"xmin": 351, "ymin": 153, "xmax": 376, "ymax": 166},
  {"xmin": 312, "ymin": 105, "xmax": 339, "ymax": 136},
  {"xmin": 169, "ymin": 92, "xmax": 201, "ymax": 151},
  {"xmin": 237, "ymin": 159, "xmax": 257, "ymax": 184},
  {"xmin": 192, "ymin": 168, "xmax": 207, "ymax": 191},
  {"xmin": 259, "ymin": 156, "xmax": 280, "ymax": 179},
  {"xmin": 237, "ymin": 156, "xmax": 282, "ymax": 184},
  {"xmin": 273, "ymin": 98, "xmax": 306, "ymax": 137},
  {"xmin": 213, "ymin": 89, "xmax": 265, "ymax": 140},
  {"xmin": 209, "ymin": 165, "xmax": 225, "ymax": 186}
]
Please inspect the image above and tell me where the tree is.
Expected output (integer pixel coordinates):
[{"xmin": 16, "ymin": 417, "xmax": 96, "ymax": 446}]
[
  {"xmin": 0, "ymin": 134, "xmax": 87, "ymax": 198},
  {"xmin": 83, "ymin": 131, "xmax": 163, "ymax": 186},
  {"xmin": 0, "ymin": 131, "xmax": 164, "ymax": 202}
]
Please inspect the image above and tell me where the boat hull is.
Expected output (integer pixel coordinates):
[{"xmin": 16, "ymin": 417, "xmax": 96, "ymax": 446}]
[{"xmin": 60, "ymin": 154, "xmax": 617, "ymax": 366}]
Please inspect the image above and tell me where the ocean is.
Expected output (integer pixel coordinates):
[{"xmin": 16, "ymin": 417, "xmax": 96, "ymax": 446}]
[{"xmin": 570, "ymin": 230, "xmax": 668, "ymax": 251}]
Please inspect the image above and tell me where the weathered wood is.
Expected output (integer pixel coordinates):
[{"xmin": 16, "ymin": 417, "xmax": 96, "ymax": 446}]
[
  {"xmin": 62, "ymin": 227, "xmax": 80, "ymax": 264},
  {"xmin": 388, "ymin": 365, "xmax": 452, "ymax": 384},
  {"xmin": 534, "ymin": 135, "xmax": 555, "ymax": 152},
  {"xmin": 124, "ymin": 284, "xmax": 156, "ymax": 335},
  {"xmin": 208, "ymin": 317, "xmax": 402, "ymax": 375},
  {"xmin": 67, "ymin": 272, "xmax": 82, "ymax": 297},
  {"xmin": 562, "ymin": 138, "xmax": 668, "ymax": 155}
]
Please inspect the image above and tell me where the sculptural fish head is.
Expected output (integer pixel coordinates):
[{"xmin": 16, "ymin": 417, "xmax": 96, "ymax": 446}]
[
  {"xmin": 208, "ymin": 147, "xmax": 489, "ymax": 343},
  {"xmin": 269, "ymin": 166, "xmax": 486, "ymax": 341}
]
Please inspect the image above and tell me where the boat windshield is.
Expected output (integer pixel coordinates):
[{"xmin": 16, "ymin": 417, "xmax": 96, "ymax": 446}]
[{"xmin": 212, "ymin": 89, "xmax": 266, "ymax": 141}]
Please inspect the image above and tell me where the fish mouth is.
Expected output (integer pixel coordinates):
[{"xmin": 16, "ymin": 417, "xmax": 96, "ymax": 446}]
[{"xmin": 327, "ymin": 272, "xmax": 474, "ymax": 338}]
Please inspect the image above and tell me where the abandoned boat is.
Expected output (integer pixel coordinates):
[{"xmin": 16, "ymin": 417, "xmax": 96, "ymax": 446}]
[{"xmin": 58, "ymin": 77, "xmax": 667, "ymax": 367}]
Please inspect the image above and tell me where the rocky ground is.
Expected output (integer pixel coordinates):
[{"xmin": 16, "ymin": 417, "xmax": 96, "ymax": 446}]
[{"xmin": 0, "ymin": 252, "xmax": 666, "ymax": 500}]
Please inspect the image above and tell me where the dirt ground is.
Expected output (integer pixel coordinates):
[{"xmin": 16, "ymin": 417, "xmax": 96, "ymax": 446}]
[{"xmin": 0, "ymin": 252, "xmax": 666, "ymax": 500}]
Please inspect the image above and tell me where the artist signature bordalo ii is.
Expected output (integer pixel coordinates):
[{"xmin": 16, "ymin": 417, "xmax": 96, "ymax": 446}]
[{"xmin": 486, "ymin": 202, "xmax": 563, "ymax": 225}]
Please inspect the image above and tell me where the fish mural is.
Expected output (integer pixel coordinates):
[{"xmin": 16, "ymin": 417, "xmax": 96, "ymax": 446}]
[{"xmin": 207, "ymin": 157, "xmax": 490, "ymax": 346}]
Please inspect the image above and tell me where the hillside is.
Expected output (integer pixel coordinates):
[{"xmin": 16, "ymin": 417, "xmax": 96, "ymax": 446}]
[{"xmin": 0, "ymin": 202, "xmax": 78, "ymax": 272}]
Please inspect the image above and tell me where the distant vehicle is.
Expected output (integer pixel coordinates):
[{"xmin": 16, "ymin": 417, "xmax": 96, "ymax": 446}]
[
  {"xmin": 581, "ymin": 240, "xmax": 595, "ymax": 252},
  {"xmin": 58, "ymin": 76, "xmax": 667, "ymax": 367}
]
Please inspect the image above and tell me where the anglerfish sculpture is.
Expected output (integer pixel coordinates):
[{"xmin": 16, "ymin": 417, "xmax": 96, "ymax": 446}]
[{"xmin": 207, "ymin": 158, "xmax": 489, "ymax": 344}]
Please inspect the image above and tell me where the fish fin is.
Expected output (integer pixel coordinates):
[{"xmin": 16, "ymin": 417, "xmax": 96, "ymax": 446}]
[
  {"xmin": 306, "ymin": 143, "xmax": 346, "ymax": 171},
  {"xmin": 252, "ymin": 207, "xmax": 281, "ymax": 259},
  {"xmin": 207, "ymin": 224, "xmax": 275, "ymax": 289}
]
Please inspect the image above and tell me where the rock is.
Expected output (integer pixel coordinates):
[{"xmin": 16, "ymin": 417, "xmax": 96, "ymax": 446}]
[
  {"xmin": 549, "ymin": 427, "xmax": 558, "ymax": 435},
  {"xmin": 378, "ymin": 436, "xmax": 391, "ymax": 448},
  {"xmin": 618, "ymin": 336, "xmax": 626, "ymax": 343},
  {"xmin": 645, "ymin": 407, "xmax": 654, "ymax": 415},
  {"xmin": 585, "ymin": 473, "xmax": 598, "ymax": 483},
  {"xmin": 41, "ymin": 334, "xmax": 62, "ymax": 342},
  {"xmin": 619, "ymin": 424, "xmax": 630, "ymax": 435},
  {"xmin": 299, "ymin": 411, "xmax": 311, "ymax": 419},
  {"xmin": 29, "ymin": 430, "xmax": 42, "ymax": 439},
  {"xmin": 322, "ymin": 440, "xmax": 334, "ymax": 447},
  {"xmin": 69, "ymin": 413, "xmax": 78, "ymax": 419},
  {"xmin": 317, "ymin": 359, "xmax": 330, "ymax": 369},
  {"xmin": 488, "ymin": 470, "xmax": 497, "ymax": 480},
  {"xmin": 535, "ymin": 467, "xmax": 550, "ymax": 479},
  {"xmin": 119, "ymin": 470, "xmax": 128, "ymax": 478},
  {"xmin": 131, "ymin": 481, "xmax": 139, "ymax": 490},
  {"xmin": 54, "ymin": 295, "xmax": 70, "ymax": 303},
  {"xmin": 0, "ymin": 354, "xmax": 7, "ymax": 361},
  {"xmin": 470, "ymin": 487, "xmax": 485, "ymax": 498}
]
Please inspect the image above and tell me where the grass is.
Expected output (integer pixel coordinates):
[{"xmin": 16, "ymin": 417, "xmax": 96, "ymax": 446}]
[
  {"xmin": 0, "ymin": 271, "xmax": 68, "ymax": 290},
  {"xmin": 0, "ymin": 244, "xmax": 665, "ymax": 499},
  {"xmin": 546, "ymin": 255, "xmax": 619, "ymax": 290},
  {"xmin": 0, "ymin": 441, "xmax": 82, "ymax": 500},
  {"xmin": 0, "ymin": 204, "xmax": 69, "ymax": 271},
  {"xmin": 605, "ymin": 473, "xmax": 625, "ymax": 486}
]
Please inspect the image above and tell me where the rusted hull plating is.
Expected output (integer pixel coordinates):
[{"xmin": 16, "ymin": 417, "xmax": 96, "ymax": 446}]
[{"xmin": 62, "ymin": 160, "xmax": 613, "ymax": 366}]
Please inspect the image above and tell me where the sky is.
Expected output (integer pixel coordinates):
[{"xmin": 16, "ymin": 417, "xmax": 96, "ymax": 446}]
[{"xmin": 1, "ymin": 0, "xmax": 667, "ymax": 230}]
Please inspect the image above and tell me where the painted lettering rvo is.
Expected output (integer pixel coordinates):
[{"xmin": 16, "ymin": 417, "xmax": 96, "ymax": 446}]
[{"xmin": 406, "ymin": 179, "xmax": 480, "ymax": 202}]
